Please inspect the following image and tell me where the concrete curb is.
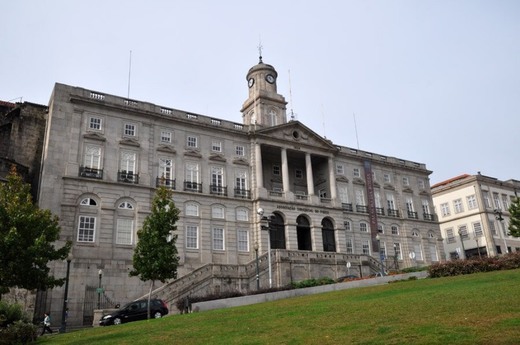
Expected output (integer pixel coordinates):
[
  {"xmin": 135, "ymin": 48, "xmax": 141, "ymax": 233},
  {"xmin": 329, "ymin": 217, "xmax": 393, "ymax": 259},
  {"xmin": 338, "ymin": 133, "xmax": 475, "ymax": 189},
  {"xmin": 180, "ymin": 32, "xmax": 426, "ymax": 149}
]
[{"xmin": 192, "ymin": 271, "xmax": 428, "ymax": 312}]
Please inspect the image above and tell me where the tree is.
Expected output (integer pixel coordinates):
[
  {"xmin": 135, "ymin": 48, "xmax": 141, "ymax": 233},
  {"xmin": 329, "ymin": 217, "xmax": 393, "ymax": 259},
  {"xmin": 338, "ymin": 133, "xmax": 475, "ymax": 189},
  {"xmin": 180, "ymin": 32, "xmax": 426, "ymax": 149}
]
[
  {"xmin": 129, "ymin": 186, "xmax": 180, "ymax": 319},
  {"xmin": 0, "ymin": 166, "xmax": 71, "ymax": 296},
  {"xmin": 508, "ymin": 196, "xmax": 520, "ymax": 238}
]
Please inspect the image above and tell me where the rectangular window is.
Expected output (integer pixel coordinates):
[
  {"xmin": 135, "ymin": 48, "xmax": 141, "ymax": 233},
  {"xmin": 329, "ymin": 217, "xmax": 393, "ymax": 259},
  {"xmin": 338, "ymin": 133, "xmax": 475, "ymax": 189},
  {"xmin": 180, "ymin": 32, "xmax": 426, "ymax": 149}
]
[
  {"xmin": 116, "ymin": 219, "xmax": 134, "ymax": 245},
  {"xmin": 386, "ymin": 194, "xmax": 395, "ymax": 210},
  {"xmin": 235, "ymin": 170, "xmax": 248, "ymax": 190},
  {"xmin": 360, "ymin": 223, "xmax": 368, "ymax": 232},
  {"xmin": 295, "ymin": 169, "xmax": 303, "ymax": 179},
  {"xmin": 394, "ymin": 243, "xmax": 402, "ymax": 260},
  {"xmin": 237, "ymin": 229, "xmax": 249, "ymax": 252},
  {"xmin": 430, "ymin": 245, "xmax": 438, "ymax": 261},
  {"xmin": 356, "ymin": 189, "xmax": 365, "ymax": 206},
  {"xmin": 235, "ymin": 145, "xmax": 245, "ymax": 156},
  {"xmin": 89, "ymin": 117, "xmax": 102, "ymax": 130},
  {"xmin": 418, "ymin": 178, "xmax": 425, "ymax": 190},
  {"xmin": 440, "ymin": 202, "xmax": 450, "ymax": 217},
  {"xmin": 353, "ymin": 168, "xmax": 361, "ymax": 177},
  {"xmin": 84, "ymin": 145, "xmax": 102, "ymax": 169},
  {"xmin": 185, "ymin": 163, "xmax": 199, "ymax": 184},
  {"xmin": 211, "ymin": 166, "xmax": 224, "ymax": 187},
  {"xmin": 120, "ymin": 151, "xmax": 136, "ymax": 173},
  {"xmin": 273, "ymin": 165, "xmax": 280, "ymax": 176},
  {"xmin": 212, "ymin": 227, "xmax": 224, "ymax": 250},
  {"xmin": 446, "ymin": 228, "xmax": 455, "ymax": 243},
  {"xmin": 405, "ymin": 197, "xmax": 415, "ymax": 212},
  {"xmin": 236, "ymin": 208, "xmax": 248, "ymax": 221},
  {"xmin": 467, "ymin": 195, "xmax": 478, "ymax": 210},
  {"xmin": 338, "ymin": 186, "xmax": 349, "ymax": 204},
  {"xmin": 77, "ymin": 216, "xmax": 95, "ymax": 242},
  {"xmin": 482, "ymin": 191, "xmax": 491, "ymax": 208},
  {"xmin": 346, "ymin": 238, "xmax": 353, "ymax": 254},
  {"xmin": 454, "ymin": 199, "xmax": 464, "ymax": 213},
  {"xmin": 414, "ymin": 244, "xmax": 423, "ymax": 261},
  {"xmin": 161, "ymin": 130, "xmax": 172, "ymax": 143},
  {"xmin": 473, "ymin": 221, "xmax": 483, "ymax": 237},
  {"xmin": 493, "ymin": 192, "xmax": 501, "ymax": 209},
  {"xmin": 391, "ymin": 225, "xmax": 399, "ymax": 235},
  {"xmin": 458, "ymin": 225, "xmax": 469, "ymax": 239},
  {"xmin": 402, "ymin": 176, "xmax": 410, "ymax": 186},
  {"xmin": 384, "ymin": 173, "xmax": 392, "ymax": 184},
  {"xmin": 489, "ymin": 220, "xmax": 497, "ymax": 236},
  {"xmin": 186, "ymin": 225, "xmax": 199, "ymax": 249},
  {"xmin": 380, "ymin": 242, "xmax": 386, "ymax": 257},
  {"xmin": 336, "ymin": 164, "xmax": 344, "ymax": 175},
  {"xmin": 344, "ymin": 221, "xmax": 351, "ymax": 231},
  {"xmin": 502, "ymin": 194, "xmax": 509, "ymax": 209},
  {"xmin": 187, "ymin": 135, "xmax": 198, "ymax": 148},
  {"xmin": 212, "ymin": 141, "xmax": 222, "ymax": 152},
  {"xmin": 422, "ymin": 199, "xmax": 431, "ymax": 214},
  {"xmin": 124, "ymin": 123, "xmax": 136, "ymax": 136},
  {"xmin": 159, "ymin": 158, "xmax": 173, "ymax": 181},
  {"xmin": 186, "ymin": 203, "xmax": 199, "ymax": 217}
]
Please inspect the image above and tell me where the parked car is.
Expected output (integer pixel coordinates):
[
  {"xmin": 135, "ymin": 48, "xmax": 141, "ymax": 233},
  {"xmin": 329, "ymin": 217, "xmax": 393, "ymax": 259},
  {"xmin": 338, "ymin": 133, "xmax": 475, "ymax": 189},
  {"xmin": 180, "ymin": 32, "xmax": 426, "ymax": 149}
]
[{"xmin": 99, "ymin": 299, "xmax": 169, "ymax": 326}]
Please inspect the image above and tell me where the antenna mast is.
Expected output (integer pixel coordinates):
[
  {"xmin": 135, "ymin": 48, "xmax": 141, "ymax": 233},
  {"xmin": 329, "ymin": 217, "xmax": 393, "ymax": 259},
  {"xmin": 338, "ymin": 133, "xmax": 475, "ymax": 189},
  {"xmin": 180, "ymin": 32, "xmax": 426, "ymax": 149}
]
[
  {"xmin": 321, "ymin": 104, "xmax": 326, "ymax": 139},
  {"xmin": 288, "ymin": 69, "xmax": 296, "ymax": 121},
  {"xmin": 127, "ymin": 50, "xmax": 132, "ymax": 99},
  {"xmin": 353, "ymin": 113, "xmax": 360, "ymax": 149}
]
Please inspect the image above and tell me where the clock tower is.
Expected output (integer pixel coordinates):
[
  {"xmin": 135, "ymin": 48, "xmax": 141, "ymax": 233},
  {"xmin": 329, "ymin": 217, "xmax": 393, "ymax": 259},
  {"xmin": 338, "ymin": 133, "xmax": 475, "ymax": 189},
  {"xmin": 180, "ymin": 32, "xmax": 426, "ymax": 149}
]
[{"xmin": 241, "ymin": 56, "xmax": 287, "ymax": 128}]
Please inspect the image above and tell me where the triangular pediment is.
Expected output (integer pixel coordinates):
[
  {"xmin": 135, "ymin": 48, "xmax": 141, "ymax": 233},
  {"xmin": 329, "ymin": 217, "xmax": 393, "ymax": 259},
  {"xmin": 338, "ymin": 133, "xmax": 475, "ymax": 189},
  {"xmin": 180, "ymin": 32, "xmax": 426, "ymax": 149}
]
[
  {"xmin": 119, "ymin": 138, "xmax": 140, "ymax": 147},
  {"xmin": 209, "ymin": 153, "xmax": 227, "ymax": 162},
  {"xmin": 254, "ymin": 121, "xmax": 338, "ymax": 152},
  {"xmin": 83, "ymin": 132, "xmax": 106, "ymax": 141},
  {"xmin": 157, "ymin": 145, "xmax": 177, "ymax": 154}
]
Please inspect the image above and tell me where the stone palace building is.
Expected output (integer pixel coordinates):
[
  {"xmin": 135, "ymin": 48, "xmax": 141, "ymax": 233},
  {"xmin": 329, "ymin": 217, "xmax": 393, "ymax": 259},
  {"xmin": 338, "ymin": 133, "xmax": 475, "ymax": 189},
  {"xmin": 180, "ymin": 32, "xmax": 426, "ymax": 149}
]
[{"xmin": 13, "ymin": 58, "xmax": 444, "ymax": 327}]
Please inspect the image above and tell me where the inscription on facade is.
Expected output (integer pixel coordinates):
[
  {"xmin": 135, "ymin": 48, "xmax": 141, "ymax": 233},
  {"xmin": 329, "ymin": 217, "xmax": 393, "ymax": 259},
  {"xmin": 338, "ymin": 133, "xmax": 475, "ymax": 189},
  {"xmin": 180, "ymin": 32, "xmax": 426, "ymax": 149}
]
[{"xmin": 276, "ymin": 205, "xmax": 329, "ymax": 214}]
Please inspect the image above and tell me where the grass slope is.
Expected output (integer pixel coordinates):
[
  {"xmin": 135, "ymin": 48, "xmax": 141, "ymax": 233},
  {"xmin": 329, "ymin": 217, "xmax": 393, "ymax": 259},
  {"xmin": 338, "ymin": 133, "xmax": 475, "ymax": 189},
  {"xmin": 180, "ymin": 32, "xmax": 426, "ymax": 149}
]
[{"xmin": 38, "ymin": 269, "xmax": 520, "ymax": 345}]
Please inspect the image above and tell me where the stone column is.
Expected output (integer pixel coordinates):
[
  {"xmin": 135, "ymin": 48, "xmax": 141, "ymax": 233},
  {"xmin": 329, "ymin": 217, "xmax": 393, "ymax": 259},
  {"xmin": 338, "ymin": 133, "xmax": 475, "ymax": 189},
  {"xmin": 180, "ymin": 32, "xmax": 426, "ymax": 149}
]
[
  {"xmin": 281, "ymin": 148, "xmax": 289, "ymax": 192},
  {"xmin": 328, "ymin": 157, "xmax": 337, "ymax": 200},
  {"xmin": 255, "ymin": 143, "xmax": 263, "ymax": 189},
  {"xmin": 305, "ymin": 153, "xmax": 314, "ymax": 196}
]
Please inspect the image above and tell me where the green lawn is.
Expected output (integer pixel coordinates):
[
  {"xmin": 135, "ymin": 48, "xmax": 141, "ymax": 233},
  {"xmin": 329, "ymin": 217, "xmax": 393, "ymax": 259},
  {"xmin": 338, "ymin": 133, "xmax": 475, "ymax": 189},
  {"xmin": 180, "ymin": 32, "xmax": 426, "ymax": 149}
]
[{"xmin": 38, "ymin": 269, "xmax": 520, "ymax": 345}]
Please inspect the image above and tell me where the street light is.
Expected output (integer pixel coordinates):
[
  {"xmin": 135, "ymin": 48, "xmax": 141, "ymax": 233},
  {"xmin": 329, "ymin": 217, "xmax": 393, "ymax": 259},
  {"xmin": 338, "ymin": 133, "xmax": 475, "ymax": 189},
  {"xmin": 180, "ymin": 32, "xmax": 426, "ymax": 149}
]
[
  {"xmin": 253, "ymin": 241, "xmax": 260, "ymax": 290},
  {"xmin": 59, "ymin": 253, "xmax": 72, "ymax": 333},
  {"xmin": 393, "ymin": 243, "xmax": 399, "ymax": 270},
  {"xmin": 375, "ymin": 234, "xmax": 385, "ymax": 276},
  {"xmin": 494, "ymin": 209, "xmax": 509, "ymax": 254},
  {"xmin": 257, "ymin": 208, "xmax": 273, "ymax": 288},
  {"xmin": 458, "ymin": 229, "xmax": 466, "ymax": 259},
  {"xmin": 97, "ymin": 269, "xmax": 103, "ymax": 309}
]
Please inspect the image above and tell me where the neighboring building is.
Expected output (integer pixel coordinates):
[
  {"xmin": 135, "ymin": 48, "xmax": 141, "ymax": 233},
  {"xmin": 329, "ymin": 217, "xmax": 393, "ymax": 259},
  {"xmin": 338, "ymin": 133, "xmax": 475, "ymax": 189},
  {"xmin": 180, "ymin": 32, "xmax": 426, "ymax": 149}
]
[
  {"xmin": 0, "ymin": 101, "xmax": 48, "ymax": 194},
  {"xmin": 35, "ymin": 58, "xmax": 443, "ymax": 327},
  {"xmin": 432, "ymin": 173, "xmax": 520, "ymax": 260}
]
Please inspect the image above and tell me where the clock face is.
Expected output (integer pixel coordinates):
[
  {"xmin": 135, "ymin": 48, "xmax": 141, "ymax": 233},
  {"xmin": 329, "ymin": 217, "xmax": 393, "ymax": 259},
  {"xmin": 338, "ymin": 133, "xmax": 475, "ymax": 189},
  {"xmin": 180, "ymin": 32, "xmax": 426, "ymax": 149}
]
[
  {"xmin": 266, "ymin": 74, "xmax": 275, "ymax": 84},
  {"xmin": 248, "ymin": 78, "xmax": 255, "ymax": 88}
]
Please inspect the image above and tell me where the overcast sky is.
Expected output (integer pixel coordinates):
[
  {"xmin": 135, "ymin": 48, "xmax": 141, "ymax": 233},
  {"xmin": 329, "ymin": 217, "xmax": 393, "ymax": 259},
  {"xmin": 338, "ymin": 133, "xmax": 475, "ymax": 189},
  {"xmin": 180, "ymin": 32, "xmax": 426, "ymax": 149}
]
[{"xmin": 2, "ymin": 1, "xmax": 519, "ymax": 185}]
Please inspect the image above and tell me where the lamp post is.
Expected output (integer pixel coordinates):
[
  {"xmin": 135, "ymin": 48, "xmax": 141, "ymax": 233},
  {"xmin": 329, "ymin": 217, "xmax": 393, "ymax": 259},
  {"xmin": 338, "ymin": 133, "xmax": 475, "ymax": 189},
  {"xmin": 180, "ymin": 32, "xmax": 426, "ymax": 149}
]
[
  {"xmin": 475, "ymin": 236, "xmax": 482, "ymax": 259},
  {"xmin": 494, "ymin": 209, "xmax": 509, "ymax": 254},
  {"xmin": 59, "ymin": 253, "xmax": 72, "ymax": 333},
  {"xmin": 97, "ymin": 269, "xmax": 103, "ymax": 310},
  {"xmin": 257, "ymin": 208, "xmax": 272, "ymax": 288},
  {"xmin": 254, "ymin": 241, "xmax": 260, "ymax": 290},
  {"xmin": 375, "ymin": 234, "xmax": 385, "ymax": 276},
  {"xmin": 458, "ymin": 229, "xmax": 466, "ymax": 259},
  {"xmin": 393, "ymin": 243, "xmax": 399, "ymax": 270}
]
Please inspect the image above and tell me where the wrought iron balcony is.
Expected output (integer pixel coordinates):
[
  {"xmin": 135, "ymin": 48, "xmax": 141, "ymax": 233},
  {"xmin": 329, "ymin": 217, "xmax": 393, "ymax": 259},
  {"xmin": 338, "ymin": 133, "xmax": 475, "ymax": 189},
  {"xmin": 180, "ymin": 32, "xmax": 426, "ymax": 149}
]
[
  {"xmin": 342, "ymin": 203, "xmax": 353, "ymax": 211},
  {"xmin": 210, "ymin": 185, "xmax": 227, "ymax": 196},
  {"xmin": 234, "ymin": 188, "xmax": 251, "ymax": 199},
  {"xmin": 118, "ymin": 170, "xmax": 139, "ymax": 184},
  {"xmin": 356, "ymin": 205, "xmax": 369, "ymax": 213},
  {"xmin": 376, "ymin": 207, "xmax": 385, "ymax": 215},
  {"xmin": 387, "ymin": 209, "xmax": 400, "ymax": 218},
  {"xmin": 183, "ymin": 181, "xmax": 202, "ymax": 193},
  {"xmin": 79, "ymin": 166, "xmax": 103, "ymax": 179},
  {"xmin": 423, "ymin": 213, "xmax": 436, "ymax": 221},
  {"xmin": 156, "ymin": 177, "xmax": 176, "ymax": 190},
  {"xmin": 407, "ymin": 211, "xmax": 418, "ymax": 219}
]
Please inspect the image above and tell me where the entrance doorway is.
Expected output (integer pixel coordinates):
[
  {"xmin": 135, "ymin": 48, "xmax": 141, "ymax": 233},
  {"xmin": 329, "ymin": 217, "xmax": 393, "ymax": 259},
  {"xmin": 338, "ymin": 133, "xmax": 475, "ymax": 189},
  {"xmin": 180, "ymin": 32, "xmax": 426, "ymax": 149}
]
[{"xmin": 296, "ymin": 215, "xmax": 312, "ymax": 250}]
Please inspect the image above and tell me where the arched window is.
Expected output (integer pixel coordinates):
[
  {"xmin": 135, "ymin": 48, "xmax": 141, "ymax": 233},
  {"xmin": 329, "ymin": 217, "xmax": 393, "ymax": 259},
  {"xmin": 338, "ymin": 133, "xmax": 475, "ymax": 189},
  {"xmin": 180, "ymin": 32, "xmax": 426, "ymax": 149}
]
[
  {"xmin": 321, "ymin": 218, "xmax": 336, "ymax": 252},
  {"xmin": 296, "ymin": 215, "xmax": 311, "ymax": 251},
  {"xmin": 118, "ymin": 201, "xmax": 134, "ymax": 209},
  {"xmin": 270, "ymin": 213, "xmax": 286, "ymax": 249},
  {"xmin": 80, "ymin": 198, "xmax": 97, "ymax": 206},
  {"xmin": 236, "ymin": 208, "xmax": 249, "ymax": 221},
  {"xmin": 211, "ymin": 205, "xmax": 225, "ymax": 219},
  {"xmin": 412, "ymin": 229, "xmax": 420, "ymax": 237},
  {"xmin": 186, "ymin": 202, "xmax": 199, "ymax": 217}
]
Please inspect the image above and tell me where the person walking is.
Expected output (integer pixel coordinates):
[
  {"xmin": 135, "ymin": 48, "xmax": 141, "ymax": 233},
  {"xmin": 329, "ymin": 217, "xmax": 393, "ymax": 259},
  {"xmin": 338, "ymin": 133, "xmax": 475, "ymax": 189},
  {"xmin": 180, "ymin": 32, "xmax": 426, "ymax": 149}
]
[{"xmin": 41, "ymin": 312, "xmax": 53, "ymax": 335}]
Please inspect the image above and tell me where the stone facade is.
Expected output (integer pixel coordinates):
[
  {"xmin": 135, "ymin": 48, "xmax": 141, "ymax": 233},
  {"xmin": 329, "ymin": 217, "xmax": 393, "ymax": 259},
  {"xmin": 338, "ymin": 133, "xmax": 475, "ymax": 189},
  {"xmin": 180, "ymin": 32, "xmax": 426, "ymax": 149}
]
[{"xmin": 34, "ymin": 59, "xmax": 444, "ymax": 328}]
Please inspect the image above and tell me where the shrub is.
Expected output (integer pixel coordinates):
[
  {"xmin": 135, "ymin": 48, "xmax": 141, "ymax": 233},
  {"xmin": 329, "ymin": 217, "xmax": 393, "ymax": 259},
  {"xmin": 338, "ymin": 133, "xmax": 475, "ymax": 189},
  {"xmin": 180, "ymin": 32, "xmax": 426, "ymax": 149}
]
[
  {"xmin": 428, "ymin": 252, "xmax": 520, "ymax": 278},
  {"xmin": 0, "ymin": 321, "xmax": 38, "ymax": 345},
  {"xmin": 0, "ymin": 301, "xmax": 26, "ymax": 327},
  {"xmin": 290, "ymin": 277, "xmax": 335, "ymax": 289}
]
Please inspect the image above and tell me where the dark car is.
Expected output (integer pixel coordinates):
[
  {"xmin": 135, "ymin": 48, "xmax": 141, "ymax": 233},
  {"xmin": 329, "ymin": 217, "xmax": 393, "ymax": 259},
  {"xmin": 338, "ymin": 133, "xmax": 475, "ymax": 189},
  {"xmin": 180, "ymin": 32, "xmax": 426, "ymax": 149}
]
[{"xmin": 99, "ymin": 299, "xmax": 168, "ymax": 326}]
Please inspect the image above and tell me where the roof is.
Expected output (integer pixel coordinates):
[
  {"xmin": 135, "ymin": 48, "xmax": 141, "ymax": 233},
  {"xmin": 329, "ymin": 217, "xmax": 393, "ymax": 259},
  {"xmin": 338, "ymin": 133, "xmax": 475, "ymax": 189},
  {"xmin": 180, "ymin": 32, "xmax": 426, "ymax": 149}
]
[{"xmin": 431, "ymin": 174, "xmax": 471, "ymax": 189}]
